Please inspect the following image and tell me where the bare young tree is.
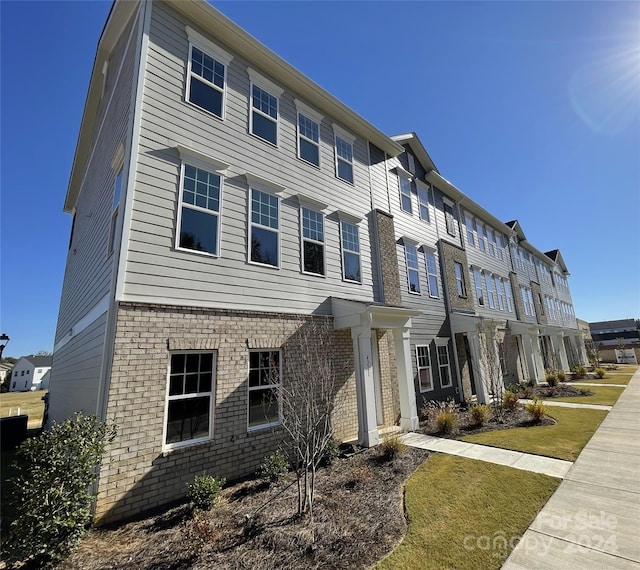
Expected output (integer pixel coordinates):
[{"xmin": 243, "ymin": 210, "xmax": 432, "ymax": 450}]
[
  {"xmin": 278, "ymin": 317, "xmax": 342, "ymax": 521},
  {"xmin": 477, "ymin": 320, "xmax": 507, "ymax": 419}
]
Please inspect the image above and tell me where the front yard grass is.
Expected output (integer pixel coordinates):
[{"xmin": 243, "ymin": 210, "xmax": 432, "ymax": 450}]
[
  {"xmin": 460, "ymin": 407, "xmax": 608, "ymax": 461},
  {"xmin": 550, "ymin": 384, "xmax": 624, "ymax": 406},
  {"xmin": 375, "ymin": 454, "xmax": 559, "ymax": 570},
  {"xmin": 0, "ymin": 390, "xmax": 46, "ymax": 428},
  {"xmin": 576, "ymin": 373, "xmax": 633, "ymax": 385}
]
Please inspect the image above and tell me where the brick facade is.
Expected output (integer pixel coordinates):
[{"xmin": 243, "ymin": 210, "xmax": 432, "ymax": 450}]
[
  {"xmin": 439, "ymin": 240, "xmax": 474, "ymax": 313},
  {"xmin": 375, "ymin": 210, "xmax": 402, "ymax": 306},
  {"xmin": 531, "ymin": 281, "xmax": 546, "ymax": 325}
]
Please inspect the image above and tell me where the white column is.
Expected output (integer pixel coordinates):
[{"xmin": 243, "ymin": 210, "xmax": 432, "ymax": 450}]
[
  {"xmin": 352, "ymin": 326, "xmax": 379, "ymax": 447},
  {"xmin": 521, "ymin": 334, "xmax": 540, "ymax": 383},
  {"xmin": 553, "ymin": 334, "xmax": 569, "ymax": 371},
  {"xmin": 394, "ymin": 327, "xmax": 419, "ymax": 431},
  {"xmin": 467, "ymin": 334, "xmax": 489, "ymax": 404}
]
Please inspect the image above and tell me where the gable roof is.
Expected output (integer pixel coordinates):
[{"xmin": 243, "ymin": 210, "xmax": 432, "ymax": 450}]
[
  {"xmin": 21, "ymin": 355, "xmax": 53, "ymax": 368},
  {"xmin": 545, "ymin": 249, "xmax": 568, "ymax": 273},
  {"xmin": 505, "ymin": 220, "xmax": 527, "ymax": 242},
  {"xmin": 391, "ymin": 133, "xmax": 439, "ymax": 174}
]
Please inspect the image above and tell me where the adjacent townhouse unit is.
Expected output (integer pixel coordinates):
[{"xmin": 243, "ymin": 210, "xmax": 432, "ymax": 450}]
[
  {"xmin": 9, "ymin": 355, "xmax": 52, "ymax": 392},
  {"xmin": 48, "ymin": 0, "xmax": 586, "ymax": 523}
]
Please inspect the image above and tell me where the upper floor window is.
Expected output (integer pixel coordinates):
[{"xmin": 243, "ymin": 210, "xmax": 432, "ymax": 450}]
[
  {"xmin": 416, "ymin": 345, "xmax": 433, "ymax": 392},
  {"xmin": 465, "ymin": 212, "xmax": 475, "ymax": 247},
  {"xmin": 495, "ymin": 233, "xmax": 504, "ymax": 261},
  {"xmin": 248, "ymin": 350, "xmax": 281, "ymax": 430},
  {"xmin": 504, "ymin": 279, "xmax": 514, "ymax": 312},
  {"xmin": 405, "ymin": 244, "xmax": 421, "ymax": 294},
  {"xmin": 301, "ymin": 207, "xmax": 325, "ymax": 276},
  {"xmin": 494, "ymin": 275, "xmax": 505, "ymax": 310},
  {"xmin": 487, "ymin": 228, "xmax": 496, "ymax": 257},
  {"xmin": 248, "ymin": 69, "xmax": 283, "ymax": 146},
  {"xmin": 473, "ymin": 268, "xmax": 484, "ymax": 306},
  {"xmin": 425, "ymin": 251, "xmax": 439, "ymax": 298},
  {"xmin": 417, "ymin": 183, "xmax": 430, "ymax": 222},
  {"xmin": 295, "ymin": 99, "xmax": 322, "ymax": 167},
  {"xmin": 250, "ymin": 189, "xmax": 280, "ymax": 267},
  {"xmin": 486, "ymin": 272, "xmax": 497, "ymax": 308},
  {"xmin": 341, "ymin": 221, "xmax": 361, "ymax": 283},
  {"xmin": 477, "ymin": 223, "xmax": 487, "ymax": 252},
  {"xmin": 186, "ymin": 28, "xmax": 232, "ymax": 119},
  {"xmin": 520, "ymin": 286, "xmax": 535, "ymax": 317},
  {"xmin": 178, "ymin": 164, "xmax": 222, "ymax": 256},
  {"xmin": 454, "ymin": 262, "xmax": 466, "ymax": 297},
  {"xmin": 398, "ymin": 174, "xmax": 412, "ymax": 213},
  {"xmin": 443, "ymin": 200, "xmax": 457, "ymax": 236},
  {"xmin": 334, "ymin": 127, "xmax": 355, "ymax": 184}
]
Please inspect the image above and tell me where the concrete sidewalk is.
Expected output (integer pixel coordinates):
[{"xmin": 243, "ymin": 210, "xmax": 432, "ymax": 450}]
[
  {"xmin": 502, "ymin": 368, "xmax": 640, "ymax": 569},
  {"xmin": 520, "ymin": 399, "xmax": 612, "ymax": 411}
]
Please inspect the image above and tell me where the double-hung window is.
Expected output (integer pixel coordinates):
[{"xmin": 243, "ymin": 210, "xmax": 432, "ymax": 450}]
[
  {"xmin": 185, "ymin": 29, "xmax": 232, "ymax": 119},
  {"xmin": 398, "ymin": 174, "xmax": 412, "ymax": 213},
  {"xmin": 295, "ymin": 100, "xmax": 322, "ymax": 167},
  {"xmin": 495, "ymin": 275, "xmax": 505, "ymax": 310},
  {"xmin": 496, "ymin": 233, "xmax": 504, "ymax": 261},
  {"xmin": 341, "ymin": 220, "xmax": 361, "ymax": 283},
  {"xmin": 443, "ymin": 199, "xmax": 457, "ymax": 236},
  {"xmin": 437, "ymin": 344, "xmax": 452, "ymax": 387},
  {"xmin": 486, "ymin": 271, "xmax": 497, "ymax": 308},
  {"xmin": 405, "ymin": 244, "xmax": 421, "ymax": 294},
  {"xmin": 454, "ymin": 262, "xmax": 466, "ymax": 297},
  {"xmin": 487, "ymin": 228, "xmax": 496, "ymax": 256},
  {"xmin": 424, "ymin": 251, "xmax": 440, "ymax": 298},
  {"xmin": 416, "ymin": 345, "xmax": 433, "ymax": 392},
  {"xmin": 473, "ymin": 268, "xmax": 485, "ymax": 306},
  {"xmin": 249, "ymin": 69, "xmax": 283, "ymax": 146},
  {"xmin": 504, "ymin": 279, "xmax": 514, "ymax": 312},
  {"xmin": 178, "ymin": 164, "xmax": 222, "ymax": 255},
  {"xmin": 250, "ymin": 188, "xmax": 280, "ymax": 267},
  {"xmin": 417, "ymin": 183, "xmax": 430, "ymax": 221},
  {"xmin": 333, "ymin": 125, "xmax": 355, "ymax": 184},
  {"xmin": 301, "ymin": 207, "xmax": 325, "ymax": 275},
  {"xmin": 165, "ymin": 352, "xmax": 215, "ymax": 448},
  {"xmin": 248, "ymin": 350, "xmax": 281, "ymax": 429},
  {"xmin": 477, "ymin": 223, "xmax": 487, "ymax": 252},
  {"xmin": 465, "ymin": 212, "xmax": 475, "ymax": 247}
]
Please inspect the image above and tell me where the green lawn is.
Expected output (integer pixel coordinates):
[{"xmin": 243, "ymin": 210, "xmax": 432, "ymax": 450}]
[
  {"xmin": 552, "ymin": 384, "xmax": 624, "ymax": 406},
  {"xmin": 576, "ymin": 372, "xmax": 634, "ymax": 385},
  {"xmin": 461, "ymin": 407, "xmax": 608, "ymax": 461},
  {"xmin": 0, "ymin": 390, "xmax": 46, "ymax": 428},
  {"xmin": 375, "ymin": 454, "xmax": 559, "ymax": 570}
]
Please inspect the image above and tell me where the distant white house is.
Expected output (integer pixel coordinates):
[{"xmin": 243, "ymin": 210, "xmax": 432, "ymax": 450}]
[{"xmin": 9, "ymin": 355, "xmax": 53, "ymax": 391}]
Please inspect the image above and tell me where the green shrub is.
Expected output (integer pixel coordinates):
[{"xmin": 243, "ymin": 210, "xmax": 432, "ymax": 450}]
[
  {"xmin": 186, "ymin": 474, "xmax": 226, "ymax": 510},
  {"xmin": 502, "ymin": 390, "xmax": 520, "ymax": 411},
  {"xmin": 379, "ymin": 433, "xmax": 406, "ymax": 460},
  {"xmin": 545, "ymin": 372, "xmax": 558, "ymax": 387},
  {"xmin": 258, "ymin": 449, "xmax": 289, "ymax": 483},
  {"xmin": 525, "ymin": 398, "xmax": 546, "ymax": 422},
  {"xmin": 3, "ymin": 413, "xmax": 116, "ymax": 568},
  {"xmin": 469, "ymin": 403, "xmax": 490, "ymax": 426},
  {"xmin": 556, "ymin": 370, "xmax": 566, "ymax": 382},
  {"xmin": 505, "ymin": 383, "xmax": 523, "ymax": 394},
  {"xmin": 572, "ymin": 365, "xmax": 587, "ymax": 379},
  {"xmin": 435, "ymin": 409, "xmax": 458, "ymax": 434},
  {"xmin": 594, "ymin": 368, "xmax": 606, "ymax": 379},
  {"xmin": 323, "ymin": 437, "xmax": 341, "ymax": 464}
]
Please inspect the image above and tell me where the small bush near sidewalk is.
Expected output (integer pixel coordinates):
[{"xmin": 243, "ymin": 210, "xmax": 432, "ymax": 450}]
[
  {"xmin": 545, "ymin": 372, "xmax": 558, "ymax": 387},
  {"xmin": 421, "ymin": 400, "xmax": 460, "ymax": 435},
  {"xmin": 502, "ymin": 390, "xmax": 520, "ymax": 411},
  {"xmin": 525, "ymin": 398, "xmax": 546, "ymax": 423},
  {"xmin": 2, "ymin": 413, "xmax": 116, "ymax": 568},
  {"xmin": 468, "ymin": 403, "xmax": 490, "ymax": 427},
  {"xmin": 594, "ymin": 368, "xmax": 606, "ymax": 379},
  {"xmin": 572, "ymin": 365, "xmax": 587, "ymax": 379},
  {"xmin": 379, "ymin": 433, "xmax": 407, "ymax": 460},
  {"xmin": 186, "ymin": 474, "xmax": 226, "ymax": 510}
]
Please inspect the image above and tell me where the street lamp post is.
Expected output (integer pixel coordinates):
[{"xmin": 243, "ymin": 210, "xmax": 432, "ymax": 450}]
[{"xmin": 0, "ymin": 333, "xmax": 10, "ymax": 360}]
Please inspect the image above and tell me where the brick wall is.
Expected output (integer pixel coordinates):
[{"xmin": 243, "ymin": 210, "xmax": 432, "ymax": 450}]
[
  {"xmin": 439, "ymin": 240, "xmax": 474, "ymax": 312},
  {"xmin": 509, "ymin": 272, "xmax": 525, "ymax": 320},
  {"xmin": 531, "ymin": 282, "xmax": 546, "ymax": 325},
  {"xmin": 375, "ymin": 210, "xmax": 402, "ymax": 306}
]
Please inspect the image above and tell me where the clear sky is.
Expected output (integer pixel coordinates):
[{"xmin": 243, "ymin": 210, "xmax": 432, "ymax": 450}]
[{"xmin": 1, "ymin": 1, "xmax": 638, "ymax": 359}]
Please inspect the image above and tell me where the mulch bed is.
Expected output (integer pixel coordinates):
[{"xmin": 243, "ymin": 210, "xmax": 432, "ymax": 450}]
[{"xmin": 532, "ymin": 383, "xmax": 593, "ymax": 398}]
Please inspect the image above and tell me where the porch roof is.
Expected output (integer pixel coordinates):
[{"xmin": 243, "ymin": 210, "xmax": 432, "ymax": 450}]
[{"xmin": 330, "ymin": 298, "xmax": 421, "ymax": 330}]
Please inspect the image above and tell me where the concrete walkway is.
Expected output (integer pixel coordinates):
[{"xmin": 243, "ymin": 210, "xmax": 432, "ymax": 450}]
[
  {"xmin": 520, "ymin": 398, "xmax": 612, "ymax": 411},
  {"xmin": 502, "ymin": 368, "xmax": 640, "ymax": 569},
  {"xmin": 573, "ymin": 382, "xmax": 628, "ymax": 388},
  {"xmin": 400, "ymin": 432, "xmax": 572, "ymax": 478}
]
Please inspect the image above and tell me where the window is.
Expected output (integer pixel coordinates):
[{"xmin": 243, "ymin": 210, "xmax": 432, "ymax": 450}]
[
  {"xmin": 520, "ymin": 286, "xmax": 534, "ymax": 317},
  {"xmin": 538, "ymin": 292, "xmax": 545, "ymax": 316},
  {"xmin": 14, "ymin": 371, "xmax": 17, "ymax": 377},
  {"xmin": 417, "ymin": 184, "xmax": 430, "ymax": 221},
  {"xmin": 454, "ymin": 262, "xmax": 466, "ymax": 297},
  {"xmin": 424, "ymin": 251, "xmax": 439, "ymax": 297},
  {"xmin": 334, "ymin": 127, "xmax": 355, "ymax": 183},
  {"xmin": 473, "ymin": 268, "xmax": 484, "ymax": 306},
  {"xmin": 495, "ymin": 275, "xmax": 505, "ymax": 310},
  {"xmin": 487, "ymin": 228, "xmax": 496, "ymax": 256},
  {"xmin": 504, "ymin": 279, "xmax": 514, "ymax": 312},
  {"xmin": 437, "ymin": 345, "xmax": 452, "ymax": 387},
  {"xmin": 477, "ymin": 223, "xmax": 487, "ymax": 252},
  {"xmin": 443, "ymin": 200, "xmax": 456, "ymax": 236},
  {"xmin": 495, "ymin": 233, "xmax": 504, "ymax": 261},
  {"xmin": 250, "ymin": 189, "xmax": 279, "ymax": 267},
  {"xmin": 178, "ymin": 164, "xmax": 222, "ymax": 255},
  {"xmin": 21, "ymin": 370, "xmax": 24, "ymax": 376},
  {"xmin": 341, "ymin": 221, "xmax": 361, "ymax": 283},
  {"xmin": 407, "ymin": 152, "xmax": 416, "ymax": 174},
  {"xmin": 405, "ymin": 244, "xmax": 421, "ymax": 294},
  {"xmin": 465, "ymin": 212, "xmax": 475, "ymax": 247},
  {"xmin": 250, "ymin": 84, "xmax": 278, "ymax": 145},
  {"xmin": 165, "ymin": 352, "xmax": 215, "ymax": 447},
  {"xmin": 416, "ymin": 345, "xmax": 433, "ymax": 392},
  {"xmin": 297, "ymin": 113, "xmax": 320, "ymax": 166},
  {"xmin": 248, "ymin": 350, "xmax": 281, "ymax": 429},
  {"xmin": 399, "ymin": 174, "xmax": 412, "ymax": 213},
  {"xmin": 109, "ymin": 167, "xmax": 123, "ymax": 255},
  {"xmin": 486, "ymin": 272, "xmax": 496, "ymax": 308},
  {"xmin": 301, "ymin": 207, "xmax": 325, "ymax": 275}
]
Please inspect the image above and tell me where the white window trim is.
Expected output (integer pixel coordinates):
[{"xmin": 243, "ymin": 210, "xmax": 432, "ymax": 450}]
[
  {"xmin": 248, "ymin": 68, "xmax": 283, "ymax": 147},
  {"xmin": 424, "ymin": 249, "xmax": 440, "ymax": 298},
  {"xmin": 163, "ymin": 350, "xmax": 216, "ymax": 451},
  {"xmin": 486, "ymin": 271, "xmax": 497, "ymax": 309},
  {"xmin": 416, "ymin": 180, "xmax": 431, "ymax": 223},
  {"xmin": 443, "ymin": 197, "xmax": 457, "ymax": 237},
  {"xmin": 436, "ymin": 343, "xmax": 453, "ymax": 388},
  {"xmin": 175, "ymin": 143, "xmax": 230, "ymax": 173},
  {"xmin": 495, "ymin": 275, "xmax": 505, "ymax": 311},
  {"xmin": 340, "ymin": 219, "xmax": 362, "ymax": 284},
  {"xmin": 175, "ymin": 161, "xmax": 224, "ymax": 258},
  {"xmin": 247, "ymin": 187, "xmax": 281, "ymax": 270},
  {"xmin": 294, "ymin": 99, "xmax": 323, "ymax": 168},
  {"xmin": 505, "ymin": 279, "xmax": 514, "ymax": 312},
  {"xmin": 300, "ymin": 206, "xmax": 327, "ymax": 277},
  {"xmin": 397, "ymin": 171, "xmax": 413, "ymax": 214},
  {"xmin": 473, "ymin": 267, "xmax": 485, "ymax": 306},
  {"xmin": 416, "ymin": 345, "xmax": 434, "ymax": 393},
  {"xmin": 404, "ymin": 243, "xmax": 421, "ymax": 295},
  {"xmin": 108, "ymin": 143, "xmax": 125, "ymax": 257},
  {"xmin": 247, "ymin": 349, "xmax": 282, "ymax": 432},
  {"xmin": 333, "ymin": 124, "xmax": 356, "ymax": 184},
  {"xmin": 454, "ymin": 262, "xmax": 467, "ymax": 297}
]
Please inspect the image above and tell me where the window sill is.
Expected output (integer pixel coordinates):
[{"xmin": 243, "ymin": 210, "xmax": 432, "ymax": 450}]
[
  {"xmin": 248, "ymin": 420, "xmax": 282, "ymax": 433},
  {"xmin": 175, "ymin": 246, "xmax": 220, "ymax": 259},
  {"xmin": 248, "ymin": 259, "xmax": 280, "ymax": 270},
  {"xmin": 162, "ymin": 437, "xmax": 213, "ymax": 457}
]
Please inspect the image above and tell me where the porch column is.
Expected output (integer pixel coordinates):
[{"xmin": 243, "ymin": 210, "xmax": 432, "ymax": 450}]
[
  {"xmin": 522, "ymin": 334, "xmax": 540, "ymax": 383},
  {"xmin": 393, "ymin": 327, "xmax": 419, "ymax": 431},
  {"xmin": 553, "ymin": 334, "xmax": 569, "ymax": 371},
  {"xmin": 352, "ymin": 326, "xmax": 379, "ymax": 447},
  {"xmin": 467, "ymin": 333, "xmax": 489, "ymax": 404}
]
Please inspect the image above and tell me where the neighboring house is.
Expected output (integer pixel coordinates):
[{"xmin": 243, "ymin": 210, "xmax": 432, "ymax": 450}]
[
  {"xmin": 589, "ymin": 319, "xmax": 640, "ymax": 363},
  {"xmin": 48, "ymin": 0, "xmax": 586, "ymax": 524},
  {"xmin": 9, "ymin": 355, "xmax": 53, "ymax": 392},
  {"xmin": 0, "ymin": 362, "xmax": 14, "ymax": 389}
]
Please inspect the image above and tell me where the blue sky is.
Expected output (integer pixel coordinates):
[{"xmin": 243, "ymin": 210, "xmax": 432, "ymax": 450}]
[{"xmin": 1, "ymin": 1, "xmax": 638, "ymax": 359}]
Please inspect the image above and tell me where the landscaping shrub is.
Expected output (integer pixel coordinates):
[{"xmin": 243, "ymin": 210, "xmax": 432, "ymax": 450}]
[
  {"xmin": 572, "ymin": 365, "xmax": 587, "ymax": 379},
  {"xmin": 323, "ymin": 437, "xmax": 341, "ymax": 464},
  {"xmin": 469, "ymin": 403, "xmax": 490, "ymax": 426},
  {"xmin": 502, "ymin": 390, "xmax": 520, "ymax": 411},
  {"xmin": 525, "ymin": 398, "xmax": 546, "ymax": 422},
  {"xmin": 505, "ymin": 383, "xmax": 523, "ymax": 394},
  {"xmin": 595, "ymin": 368, "xmax": 606, "ymax": 379},
  {"xmin": 435, "ymin": 408, "xmax": 458, "ymax": 434},
  {"xmin": 3, "ymin": 413, "xmax": 116, "ymax": 568},
  {"xmin": 545, "ymin": 372, "xmax": 558, "ymax": 387},
  {"xmin": 522, "ymin": 386, "xmax": 534, "ymax": 399},
  {"xmin": 258, "ymin": 449, "xmax": 289, "ymax": 483},
  {"xmin": 556, "ymin": 370, "xmax": 566, "ymax": 382},
  {"xmin": 186, "ymin": 474, "xmax": 226, "ymax": 510},
  {"xmin": 379, "ymin": 433, "xmax": 406, "ymax": 460},
  {"xmin": 525, "ymin": 378, "xmax": 537, "ymax": 387}
]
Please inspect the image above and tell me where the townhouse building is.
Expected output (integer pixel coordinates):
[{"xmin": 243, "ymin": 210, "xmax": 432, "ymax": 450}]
[{"xmin": 49, "ymin": 0, "xmax": 585, "ymax": 523}]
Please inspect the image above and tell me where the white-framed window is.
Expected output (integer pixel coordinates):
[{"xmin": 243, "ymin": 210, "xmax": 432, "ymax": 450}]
[
  {"xmin": 487, "ymin": 228, "xmax": 496, "ymax": 257},
  {"xmin": 465, "ymin": 211, "xmax": 475, "ymax": 247},
  {"xmin": 495, "ymin": 275, "xmax": 505, "ymax": 310},
  {"xmin": 496, "ymin": 233, "xmax": 504, "ymax": 261},
  {"xmin": 295, "ymin": 100, "xmax": 322, "ymax": 167},
  {"xmin": 486, "ymin": 271, "xmax": 497, "ymax": 308},
  {"xmin": 250, "ymin": 188, "xmax": 280, "ymax": 267},
  {"xmin": 301, "ymin": 207, "xmax": 325, "ymax": 276},
  {"xmin": 473, "ymin": 268, "xmax": 485, "ymax": 306},
  {"xmin": 454, "ymin": 262, "xmax": 467, "ymax": 297},
  {"xmin": 443, "ymin": 200, "xmax": 457, "ymax": 236},
  {"xmin": 248, "ymin": 349, "xmax": 281, "ymax": 430},
  {"xmin": 416, "ymin": 345, "xmax": 433, "ymax": 392},
  {"xmin": 398, "ymin": 173, "xmax": 412, "ymax": 213},
  {"xmin": 164, "ymin": 352, "xmax": 215, "ymax": 448},
  {"xmin": 109, "ymin": 167, "xmax": 123, "ymax": 255},
  {"xmin": 333, "ymin": 125, "xmax": 355, "ymax": 184},
  {"xmin": 477, "ymin": 222, "xmax": 487, "ymax": 252},
  {"xmin": 248, "ymin": 69, "xmax": 283, "ymax": 146},
  {"xmin": 437, "ymin": 344, "xmax": 452, "ymax": 387},
  {"xmin": 341, "ymin": 220, "xmax": 361, "ymax": 283},
  {"xmin": 405, "ymin": 244, "xmax": 421, "ymax": 294},
  {"xmin": 417, "ymin": 183, "xmax": 430, "ymax": 222},
  {"xmin": 520, "ymin": 286, "xmax": 535, "ymax": 317},
  {"xmin": 177, "ymin": 163, "xmax": 222, "ymax": 256},
  {"xmin": 424, "ymin": 251, "xmax": 439, "ymax": 298},
  {"xmin": 504, "ymin": 278, "xmax": 514, "ymax": 312},
  {"xmin": 538, "ymin": 292, "xmax": 545, "ymax": 316},
  {"xmin": 407, "ymin": 152, "xmax": 416, "ymax": 174}
]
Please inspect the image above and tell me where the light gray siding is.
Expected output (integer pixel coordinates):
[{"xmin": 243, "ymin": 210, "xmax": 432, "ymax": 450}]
[{"xmin": 121, "ymin": 2, "xmax": 378, "ymax": 314}]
